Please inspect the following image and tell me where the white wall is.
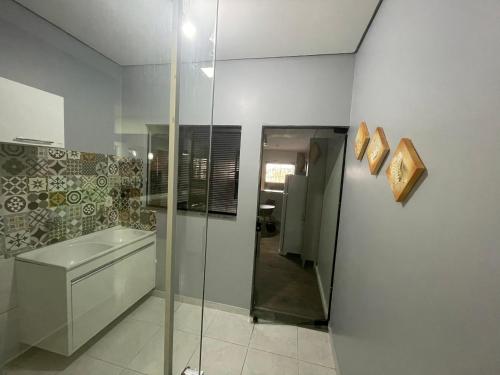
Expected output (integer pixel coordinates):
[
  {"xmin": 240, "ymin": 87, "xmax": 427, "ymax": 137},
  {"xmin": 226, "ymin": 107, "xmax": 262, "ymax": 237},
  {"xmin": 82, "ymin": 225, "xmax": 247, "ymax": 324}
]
[
  {"xmin": 205, "ymin": 55, "xmax": 355, "ymax": 308},
  {"xmin": 0, "ymin": 0, "xmax": 122, "ymax": 154},
  {"xmin": 331, "ymin": 0, "xmax": 500, "ymax": 374}
]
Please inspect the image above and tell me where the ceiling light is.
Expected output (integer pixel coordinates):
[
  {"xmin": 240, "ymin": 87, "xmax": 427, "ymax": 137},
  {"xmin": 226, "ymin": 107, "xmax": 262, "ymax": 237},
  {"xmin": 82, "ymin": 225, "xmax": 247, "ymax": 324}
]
[
  {"xmin": 148, "ymin": 152, "xmax": 154, "ymax": 160},
  {"xmin": 201, "ymin": 67, "xmax": 214, "ymax": 78},
  {"xmin": 182, "ymin": 20, "xmax": 196, "ymax": 39}
]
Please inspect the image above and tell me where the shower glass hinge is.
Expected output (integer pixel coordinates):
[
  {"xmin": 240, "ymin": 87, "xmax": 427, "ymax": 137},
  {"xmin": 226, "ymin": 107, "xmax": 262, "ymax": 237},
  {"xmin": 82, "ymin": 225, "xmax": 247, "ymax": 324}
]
[{"xmin": 182, "ymin": 368, "xmax": 204, "ymax": 375}]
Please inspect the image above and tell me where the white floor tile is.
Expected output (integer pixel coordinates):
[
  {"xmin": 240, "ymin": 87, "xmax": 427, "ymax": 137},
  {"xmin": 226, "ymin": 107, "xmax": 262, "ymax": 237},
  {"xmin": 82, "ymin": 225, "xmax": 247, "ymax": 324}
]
[
  {"xmin": 242, "ymin": 349, "xmax": 298, "ymax": 375},
  {"xmin": 297, "ymin": 328, "xmax": 335, "ymax": 368},
  {"xmin": 172, "ymin": 330, "xmax": 201, "ymax": 375},
  {"xmin": 204, "ymin": 311, "xmax": 254, "ymax": 346},
  {"xmin": 127, "ymin": 331, "xmax": 164, "ymax": 375},
  {"xmin": 119, "ymin": 370, "xmax": 144, "ymax": 375},
  {"xmin": 86, "ymin": 319, "xmax": 161, "ymax": 367},
  {"xmin": 249, "ymin": 323, "xmax": 298, "ymax": 358},
  {"xmin": 59, "ymin": 355, "xmax": 123, "ymax": 375},
  {"xmin": 4, "ymin": 347, "xmax": 71, "ymax": 374},
  {"xmin": 127, "ymin": 296, "xmax": 165, "ymax": 326},
  {"xmin": 187, "ymin": 338, "xmax": 247, "ymax": 375},
  {"xmin": 299, "ymin": 361, "xmax": 337, "ymax": 375},
  {"xmin": 174, "ymin": 303, "xmax": 217, "ymax": 335}
]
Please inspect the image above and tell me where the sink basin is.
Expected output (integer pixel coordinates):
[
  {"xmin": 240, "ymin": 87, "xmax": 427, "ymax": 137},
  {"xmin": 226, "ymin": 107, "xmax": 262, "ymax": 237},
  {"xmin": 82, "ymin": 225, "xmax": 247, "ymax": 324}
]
[
  {"xmin": 95, "ymin": 228, "xmax": 147, "ymax": 244},
  {"xmin": 17, "ymin": 242, "xmax": 113, "ymax": 269}
]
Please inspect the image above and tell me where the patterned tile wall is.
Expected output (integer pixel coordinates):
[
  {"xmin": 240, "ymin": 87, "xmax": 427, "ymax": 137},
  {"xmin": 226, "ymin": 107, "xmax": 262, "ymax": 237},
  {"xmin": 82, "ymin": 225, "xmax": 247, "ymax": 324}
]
[{"xmin": 0, "ymin": 142, "xmax": 156, "ymax": 257}]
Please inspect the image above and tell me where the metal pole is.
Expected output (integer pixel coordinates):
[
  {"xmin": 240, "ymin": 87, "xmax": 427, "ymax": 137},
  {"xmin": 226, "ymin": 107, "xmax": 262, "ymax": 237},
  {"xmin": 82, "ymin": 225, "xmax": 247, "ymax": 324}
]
[{"xmin": 164, "ymin": 0, "xmax": 182, "ymax": 373}]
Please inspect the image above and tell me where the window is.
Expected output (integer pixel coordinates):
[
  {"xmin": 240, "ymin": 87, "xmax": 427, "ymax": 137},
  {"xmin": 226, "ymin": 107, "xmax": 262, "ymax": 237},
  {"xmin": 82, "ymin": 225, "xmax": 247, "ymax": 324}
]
[
  {"xmin": 146, "ymin": 125, "xmax": 241, "ymax": 217},
  {"xmin": 265, "ymin": 163, "xmax": 295, "ymax": 184}
]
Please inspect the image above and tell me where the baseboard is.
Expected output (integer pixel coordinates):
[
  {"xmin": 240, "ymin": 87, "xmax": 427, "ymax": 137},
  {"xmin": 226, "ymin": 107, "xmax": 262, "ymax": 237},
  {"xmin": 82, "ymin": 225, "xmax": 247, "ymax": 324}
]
[
  {"xmin": 328, "ymin": 326, "xmax": 342, "ymax": 375},
  {"xmin": 151, "ymin": 289, "xmax": 250, "ymax": 316},
  {"xmin": 314, "ymin": 265, "xmax": 329, "ymax": 317}
]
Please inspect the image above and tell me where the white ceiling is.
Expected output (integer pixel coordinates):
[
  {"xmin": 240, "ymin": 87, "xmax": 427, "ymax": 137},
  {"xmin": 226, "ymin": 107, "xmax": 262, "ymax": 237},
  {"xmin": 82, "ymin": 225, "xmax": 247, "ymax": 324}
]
[{"xmin": 17, "ymin": 0, "xmax": 379, "ymax": 66}]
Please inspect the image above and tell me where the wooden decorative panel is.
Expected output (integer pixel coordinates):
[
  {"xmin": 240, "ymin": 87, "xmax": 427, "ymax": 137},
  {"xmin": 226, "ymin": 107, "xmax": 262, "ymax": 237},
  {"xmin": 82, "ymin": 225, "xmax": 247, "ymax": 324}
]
[
  {"xmin": 354, "ymin": 121, "xmax": 370, "ymax": 160},
  {"xmin": 366, "ymin": 127, "xmax": 390, "ymax": 175},
  {"xmin": 386, "ymin": 138, "xmax": 426, "ymax": 202}
]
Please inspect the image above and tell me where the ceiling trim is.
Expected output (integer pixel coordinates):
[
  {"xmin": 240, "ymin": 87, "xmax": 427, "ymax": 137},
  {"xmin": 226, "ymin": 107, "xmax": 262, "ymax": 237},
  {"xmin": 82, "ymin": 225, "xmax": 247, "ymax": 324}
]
[
  {"xmin": 354, "ymin": 0, "xmax": 384, "ymax": 53},
  {"xmin": 13, "ymin": 0, "xmax": 121, "ymax": 66}
]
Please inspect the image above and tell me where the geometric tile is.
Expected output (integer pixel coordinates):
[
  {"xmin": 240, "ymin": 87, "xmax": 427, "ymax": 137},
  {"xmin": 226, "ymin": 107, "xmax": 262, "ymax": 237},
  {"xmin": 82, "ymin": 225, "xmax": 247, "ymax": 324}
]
[
  {"xmin": 37, "ymin": 146, "xmax": 48, "ymax": 159},
  {"xmin": 108, "ymin": 176, "xmax": 121, "ymax": 188},
  {"xmin": 67, "ymin": 205, "xmax": 82, "ymax": 221},
  {"xmin": 108, "ymin": 208, "xmax": 118, "ymax": 226},
  {"xmin": 119, "ymin": 209, "xmax": 130, "ymax": 225},
  {"xmin": 49, "ymin": 205, "xmax": 67, "ymax": 220},
  {"xmin": 28, "ymin": 177, "xmax": 47, "ymax": 192},
  {"xmin": 48, "ymin": 192, "xmax": 66, "ymax": 207},
  {"xmin": 66, "ymin": 175, "xmax": 82, "ymax": 190},
  {"xmin": 108, "ymin": 161, "xmax": 119, "ymax": 176},
  {"xmin": 4, "ymin": 229, "xmax": 30, "ymax": 253},
  {"xmin": 67, "ymin": 219, "xmax": 83, "ymax": 239},
  {"xmin": 82, "ymin": 202, "xmax": 96, "ymax": 217},
  {"xmin": 119, "ymin": 159, "xmax": 131, "ymax": 177},
  {"xmin": 1, "ymin": 176, "xmax": 28, "ymax": 196},
  {"xmin": 96, "ymin": 161, "xmax": 108, "ymax": 175},
  {"xmin": 0, "ymin": 216, "xmax": 4, "ymax": 235},
  {"xmin": 28, "ymin": 208, "xmax": 51, "ymax": 228},
  {"xmin": 81, "ymin": 152, "xmax": 97, "ymax": 163},
  {"xmin": 48, "ymin": 217, "xmax": 66, "ymax": 243},
  {"xmin": 130, "ymin": 159, "xmax": 143, "ymax": 176},
  {"xmin": 131, "ymin": 177, "xmax": 143, "ymax": 189},
  {"xmin": 81, "ymin": 176, "xmax": 96, "ymax": 190},
  {"xmin": 0, "ymin": 157, "xmax": 27, "ymax": 176},
  {"xmin": 47, "ymin": 160, "xmax": 67, "ymax": 175},
  {"xmin": 66, "ymin": 159, "xmax": 82, "ymax": 175},
  {"xmin": 82, "ymin": 161, "xmax": 97, "ymax": 175},
  {"xmin": 96, "ymin": 175, "xmax": 108, "ymax": 189},
  {"xmin": 67, "ymin": 150, "xmax": 81, "ymax": 160},
  {"xmin": 25, "ymin": 158, "xmax": 48, "ymax": 176},
  {"xmin": 48, "ymin": 176, "xmax": 67, "ymax": 192},
  {"xmin": 67, "ymin": 190, "xmax": 83, "ymax": 205},
  {"xmin": 27, "ymin": 192, "xmax": 49, "ymax": 210},
  {"xmin": 0, "ymin": 143, "xmax": 35, "ymax": 158},
  {"xmin": 95, "ymin": 154, "xmax": 107, "ymax": 163},
  {"xmin": 1, "ymin": 195, "xmax": 28, "ymax": 214},
  {"xmin": 47, "ymin": 148, "xmax": 67, "ymax": 160},
  {"xmin": 82, "ymin": 216, "xmax": 96, "ymax": 235},
  {"xmin": 4, "ymin": 213, "xmax": 29, "ymax": 232}
]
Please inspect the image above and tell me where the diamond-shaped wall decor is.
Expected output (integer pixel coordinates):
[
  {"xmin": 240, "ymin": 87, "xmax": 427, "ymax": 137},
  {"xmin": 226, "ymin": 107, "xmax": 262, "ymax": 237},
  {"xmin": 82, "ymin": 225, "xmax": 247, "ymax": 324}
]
[
  {"xmin": 354, "ymin": 121, "xmax": 370, "ymax": 160},
  {"xmin": 366, "ymin": 127, "xmax": 390, "ymax": 175},
  {"xmin": 386, "ymin": 138, "xmax": 426, "ymax": 202}
]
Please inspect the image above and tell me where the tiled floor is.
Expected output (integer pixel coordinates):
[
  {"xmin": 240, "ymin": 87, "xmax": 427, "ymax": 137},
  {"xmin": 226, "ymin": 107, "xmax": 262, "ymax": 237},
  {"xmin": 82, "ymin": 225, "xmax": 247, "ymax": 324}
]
[{"xmin": 3, "ymin": 296, "xmax": 337, "ymax": 375}]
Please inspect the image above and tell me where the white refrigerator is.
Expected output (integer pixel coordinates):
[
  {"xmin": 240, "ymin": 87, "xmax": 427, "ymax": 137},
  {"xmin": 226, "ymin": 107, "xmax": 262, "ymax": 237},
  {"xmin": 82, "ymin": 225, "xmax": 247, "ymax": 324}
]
[{"xmin": 279, "ymin": 174, "xmax": 307, "ymax": 255}]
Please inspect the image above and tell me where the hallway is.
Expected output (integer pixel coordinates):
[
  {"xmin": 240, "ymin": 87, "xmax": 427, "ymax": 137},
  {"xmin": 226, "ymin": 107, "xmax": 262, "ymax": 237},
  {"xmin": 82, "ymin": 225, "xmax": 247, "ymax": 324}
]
[{"xmin": 254, "ymin": 235, "xmax": 325, "ymax": 320}]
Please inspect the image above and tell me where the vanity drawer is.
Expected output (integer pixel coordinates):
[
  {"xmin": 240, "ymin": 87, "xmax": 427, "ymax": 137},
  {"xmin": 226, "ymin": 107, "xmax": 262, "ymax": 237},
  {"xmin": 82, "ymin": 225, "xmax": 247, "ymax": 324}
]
[{"xmin": 71, "ymin": 243, "xmax": 156, "ymax": 351}]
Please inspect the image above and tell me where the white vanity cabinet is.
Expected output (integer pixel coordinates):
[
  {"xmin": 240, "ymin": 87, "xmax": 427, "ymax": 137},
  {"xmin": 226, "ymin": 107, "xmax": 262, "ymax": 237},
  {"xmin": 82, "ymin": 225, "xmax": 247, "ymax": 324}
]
[
  {"xmin": 15, "ymin": 227, "xmax": 156, "ymax": 356},
  {"xmin": 0, "ymin": 76, "xmax": 64, "ymax": 147}
]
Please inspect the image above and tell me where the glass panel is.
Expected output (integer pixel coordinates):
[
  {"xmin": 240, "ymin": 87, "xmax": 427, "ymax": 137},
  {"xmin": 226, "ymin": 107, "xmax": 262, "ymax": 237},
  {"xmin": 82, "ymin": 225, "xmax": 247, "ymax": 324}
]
[
  {"xmin": 169, "ymin": 0, "xmax": 219, "ymax": 374},
  {"xmin": 0, "ymin": 1, "xmax": 172, "ymax": 374}
]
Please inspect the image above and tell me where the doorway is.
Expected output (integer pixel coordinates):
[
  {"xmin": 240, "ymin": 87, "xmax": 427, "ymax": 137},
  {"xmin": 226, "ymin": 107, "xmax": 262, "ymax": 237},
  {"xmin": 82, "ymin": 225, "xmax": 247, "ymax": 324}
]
[{"xmin": 251, "ymin": 126, "xmax": 348, "ymax": 324}]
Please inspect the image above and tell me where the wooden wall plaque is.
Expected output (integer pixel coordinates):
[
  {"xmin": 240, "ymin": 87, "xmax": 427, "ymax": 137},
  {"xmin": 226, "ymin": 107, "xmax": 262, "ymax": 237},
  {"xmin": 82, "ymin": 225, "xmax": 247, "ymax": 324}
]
[
  {"xmin": 354, "ymin": 121, "xmax": 370, "ymax": 160},
  {"xmin": 386, "ymin": 138, "xmax": 426, "ymax": 202},
  {"xmin": 366, "ymin": 127, "xmax": 390, "ymax": 175}
]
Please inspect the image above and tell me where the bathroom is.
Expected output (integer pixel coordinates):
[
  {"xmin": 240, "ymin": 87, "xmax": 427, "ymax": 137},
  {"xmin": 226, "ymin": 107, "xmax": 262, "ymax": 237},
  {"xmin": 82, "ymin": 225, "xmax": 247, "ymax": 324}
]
[{"xmin": 2, "ymin": 1, "xmax": 499, "ymax": 375}]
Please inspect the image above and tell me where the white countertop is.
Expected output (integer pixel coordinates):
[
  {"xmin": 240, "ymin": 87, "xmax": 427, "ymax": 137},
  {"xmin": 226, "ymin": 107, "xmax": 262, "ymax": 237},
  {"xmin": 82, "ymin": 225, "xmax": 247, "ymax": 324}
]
[{"xmin": 16, "ymin": 226, "xmax": 156, "ymax": 270}]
